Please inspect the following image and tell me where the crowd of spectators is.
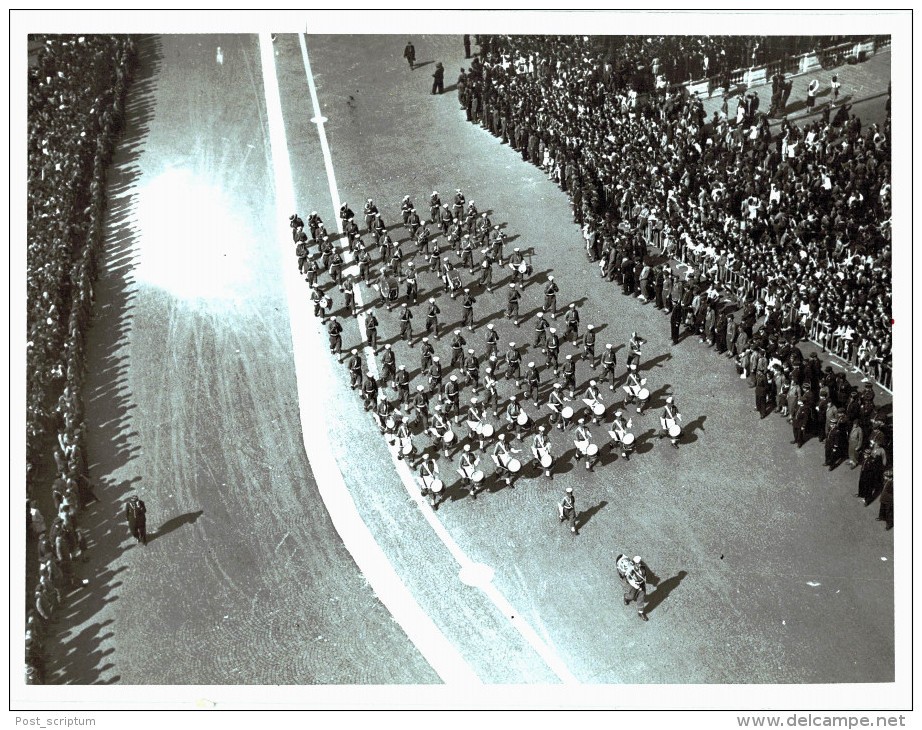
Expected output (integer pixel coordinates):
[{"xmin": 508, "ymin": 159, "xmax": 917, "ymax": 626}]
[
  {"xmin": 475, "ymin": 34, "xmax": 869, "ymax": 91},
  {"xmin": 25, "ymin": 34, "xmax": 136, "ymax": 683},
  {"xmin": 456, "ymin": 35, "xmax": 892, "ymax": 504}
]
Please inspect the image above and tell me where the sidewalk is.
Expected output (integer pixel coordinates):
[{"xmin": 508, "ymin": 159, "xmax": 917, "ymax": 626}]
[{"xmin": 695, "ymin": 49, "xmax": 890, "ymax": 126}]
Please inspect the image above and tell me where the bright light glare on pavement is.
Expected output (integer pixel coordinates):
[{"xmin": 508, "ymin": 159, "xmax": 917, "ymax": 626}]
[{"xmin": 135, "ymin": 167, "xmax": 253, "ymax": 302}]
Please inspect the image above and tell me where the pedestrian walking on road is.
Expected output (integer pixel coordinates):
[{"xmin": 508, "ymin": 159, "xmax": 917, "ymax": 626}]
[
  {"xmin": 126, "ymin": 496, "xmax": 147, "ymax": 545},
  {"xmin": 616, "ymin": 554, "xmax": 649, "ymax": 621},
  {"xmin": 432, "ymin": 62, "xmax": 445, "ymax": 94},
  {"xmin": 403, "ymin": 40, "xmax": 416, "ymax": 70}
]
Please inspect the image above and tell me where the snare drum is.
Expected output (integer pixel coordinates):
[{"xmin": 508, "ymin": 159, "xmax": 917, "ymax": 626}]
[
  {"xmin": 385, "ymin": 417, "xmax": 396, "ymax": 430},
  {"xmin": 400, "ymin": 438, "xmax": 413, "ymax": 455},
  {"xmin": 637, "ymin": 388, "xmax": 650, "ymax": 401},
  {"xmin": 506, "ymin": 458, "xmax": 521, "ymax": 473},
  {"xmin": 517, "ymin": 261, "xmax": 529, "ymax": 274},
  {"xmin": 561, "ymin": 406, "xmax": 574, "ymax": 420},
  {"xmin": 430, "ymin": 479, "xmax": 444, "ymax": 493},
  {"xmin": 517, "ymin": 411, "xmax": 529, "ymax": 425},
  {"xmin": 586, "ymin": 443, "xmax": 598, "ymax": 457},
  {"xmin": 591, "ymin": 402, "xmax": 605, "ymax": 416},
  {"xmin": 480, "ymin": 423, "xmax": 494, "ymax": 438},
  {"xmin": 622, "ymin": 432, "xmax": 636, "ymax": 446},
  {"xmin": 471, "ymin": 470, "xmax": 485, "ymax": 484},
  {"xmin": 443, "ymin": 430, "xmax": 455, "ymax": 444},
  {"xmin": 668, "ymin": 424, "xmax": 681, "ymax": 438},
  {"xmin": 539, "ymin": 452, "xmax": 553, "ymax": 468}
]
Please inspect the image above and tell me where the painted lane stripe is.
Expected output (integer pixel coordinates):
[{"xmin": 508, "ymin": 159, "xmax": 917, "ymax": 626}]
[
  {"xmin": 296, "ymin": 33, "xmax": 579, "ymax": 685},
  {"xmin": 258, "ymin": 32, "xmax": 480, "ymax": 686}
]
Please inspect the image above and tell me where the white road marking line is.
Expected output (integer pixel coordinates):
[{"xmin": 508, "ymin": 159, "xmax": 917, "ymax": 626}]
[
  {"xmin": 297, "ymin": 33, "xmax": 579, "ymax": 685},
  {"xmin": 258, "ymin": 33, "xmax": 479, "ymax": 686}
]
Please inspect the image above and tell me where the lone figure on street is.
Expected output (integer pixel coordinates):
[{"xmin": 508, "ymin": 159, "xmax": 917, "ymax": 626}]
[
  {"xmin": 558, "ymin": 487, "xmax": 577, "ymax": 534},
  {"xmin": 126, "ymin": 495, "xmax": 147, "ymax": 545},
  {"xmin": 432, "ymin": 62, "xmax": 444, "ymax": 94},
  {"xmin": 616, "ymin": 553, "xmax": 649, "ymax": 621},
  {"xmin": 403, "ymin": 40, "xmax": 416, "ymax": 70}
]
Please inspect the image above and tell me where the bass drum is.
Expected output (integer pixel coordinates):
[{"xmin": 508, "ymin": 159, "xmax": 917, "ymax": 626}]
[
  {"xmin": 442, "ymin": 430, "xmax": 455, "ymax": 444},
  {"xmin": 517, "ymin": 411, "xmax": 529, "ymax": 425},
  {"xmin": 586, "ymin": 443, "xmax": 599, "ymax": 457},
  {"xmin": 668, "ymin": 424, "xmax": 681, "ymax": 438},
  {"xmin": 506, "ymin": 458, "xmax": 521, "ymax": 473},
  {"xmin": 591, "ymin": 402, "xmax": 605, "ymax": 416},
  {"xmin": 430, "ymin": 478, "xmax": 444, "ymax": 494},
  {"xmin": 561, "ymin": 406, "xmax": 574, "ymax": 420},
  {"xmin": 637, "ymin": 388, "xmax": 650, "ymax": 401},
  {"xmin": 622, "ymin": 432, "xmax": 636, "ymax": 446},
  {"xmin": 400, "ymin": 438, "xmax": 414, "ymax": 455},
  {"xmin": 539, "ymin": 452, "xmax": 552, "ymax": 468},
  {"xmin": 471, "ymin": 470, "xmax": 485, "ymax": 484},
  {"xmin": 480, "ymin": 423, "xmax": 494, "ymax": 438}
]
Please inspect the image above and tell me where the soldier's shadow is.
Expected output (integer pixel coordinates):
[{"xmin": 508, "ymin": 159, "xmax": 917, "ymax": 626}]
[{"xmin": 645, "ymin": 570, "xmax": 688, "ymax": 616}]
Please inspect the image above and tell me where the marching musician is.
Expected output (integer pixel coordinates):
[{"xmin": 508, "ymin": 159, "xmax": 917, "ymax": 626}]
[
  {"xmin": 339, "ymin": 202, "xmax": 355, "ymax": 227},
  {"xmin": 363, "ymin": 198, "xmax": 379, "ymax": 233},
  {"xmin": 573, "ymin": 418, "xmax": 597, "ymax": 471},
  {"xmin": 404, "ymin": 264, "xmax": 419, "ymax": 306},
  {"xmin": 543, "ymin": 275, "xmax": 559, "ymax": 318},
  {"xmin": 532, "ymin": 425, "xmax": 553, "ymax": 478},
  {"xmin": 659, "ymin": 396, "xmax": 682, "ymax": 448},
  {"xmin": 327, "ymin": 317, "xmax": 343, "ymax": 359},
  {"xmin": 416, "ymin": 224, "xmax": 430, "ymax": 254},
  {"xmin": 505, "ymin": 342, "xmax": 522, "ymax": 385},
  {"xmin": 623, "ymin": 364, "xmax": 646, "ymax": 413},
  {"xmin": 450, "ymin": 329, "xmax": 467, "ymax": 369},
  {"xmin": 462, "ymin": 200, "xmax": 477, "ymax": 233},
  {"xmin": 340, "ymin": 275, "xmax": 357, "ymax": 317},
  {"xmin": 492, "ymin": 433, "xmax": 519, "ymax": 487},
  {"xmin": 405, "ymin": 202, "xmax": 420, "ymax": 239},
  {"xmin": 361, "ymin": 371, "xmax": 379, "ymax": 411},
  {"xmin": 460, "ymin": 235, "xmax": 475, "ymax": 273},
  {"xmin": 609, "ymin": 410, "xmax": 634, "ymax": 460},
  {"xmin": 584, "ymin": 379, "xmax": 604, "ymax": 424},
  {"xmin": 466, "ymin": 396, "xmax": 486, "ymax": 439},
  {"xmin": 487, "ymin": 225, "xmax": 505, "ymax": 265},
  {"xmin": 420, "ymin": 336, "xmax": 434, "ymax": 374},
  {"xmin": 429, "ymin": 404, "xmax": 453, "ymax": 459},
  {"xmin": 307, "ymin": 211, "xmax": 323, "ymax": 241},
  {"xmin": 564, "ymin": 302, "xmax": 580, "ymax": 343},
  {"xmin": 355, "ymin": 244, "xmax": 372, "ymax": 284},
  {"xmin": 505, "ymin": 395, "xmax": 522, "ymax": 437},
  {"xmin": 347, "ymin": 349, "xmax": 363, "ymax": 391},
  {"xmin": 304, "ymin": 254, "xmax": 320, "ymax": 289},
  {"xmin": 418, "ymin": 453, "xmax": 441, "ymax": 510},
  {"xmin": 444, "ymin": 375, "xmax": 462, "ymax": 424},
  {"xmin": 508, "ymin": 247, "xmax": 525, "ymax": 288},
  {"xmin": 425, "ymin": 299, "xmax": 441, "ymax": 338},
  {"xmin": 583, "ymin": 324, "xmax": 597, "ymax": 369},
  {"xmin": 600, "ymin": 343, "xmax": 617, "ymax": 390},
  {"xmin": 545, "ymin": 327, "xmax": 561, "ymax": 375},
  {"xmin": 562, "ymin": 354, "xmax": 577, "ymax": 399},
  {"xmin": 365, "ymin": 309, "xmax": 380, "ymax": 353},
  {"xmin": 547, "ymin": 383, "xmax": 567, "ymax": 429},
  {"xmin": 478, "ymin": 248, "xmax": 495, "ymax": 291},
  {"xmin": 394, "ymin": 365, "xmax": 411, "ymax": 407},
  {"xmin": 371, "ymin": 212, "xmax": 387, "ymax": 246},
  {"xmin": 463, "ymin": 349, "xmax": 481, "ymax": 392},
  {"xmin": 429, "ymin": 191, "xmax": 441, "ymax": 223},
  {"xmin": 400, "ymin": 195, "xmax": 414, "ymax": 226},
  {"xmin": 452, "ymin": 189, "xmax": 466, "ymax": 220},
  {"xmin": 461, "ymin": 288, "xmax": 476, "ymax": 331},
  {"xmin": 394, "ymin": 417, "xmax": 414, "ymax": 462},
  {"xmin": 379, "ymin": 343, "xmax": 396, "ymax": 387},
  {"xmin": 616, "ymin": 554, "xmax": 650, "ymax": 621},
  {"xmin": 373, "ymin": 396, "xmax": 393, "ymax": 436},
  {"xmin": 458, "ymin": 443, "xmax": 480, "ymax": 499},
  {"xmin": 533, "ymin": 311, "xmax": 550, "ymax": 348},
  {"xmin": 428, "ymin": 356, "xmax": 443, "ymax": 395},
  {"xmin": 482, "ymin": 365, "xmax": 500, "ymax": 417},
  {"xmin": 626, "ymin": 331, "xmax": 646, "ymax": 370},
  {"xmin": 295, "ymin": 230, "xmax": 309, "ymax": 275},
  {"xmin": 506, "ymin": 283, "xmax": 522, "ymax": 326},
  {"xmin": 484, "ymin": 323, "xmax": 499, "ymax": 361},
  {"xmin": 558, "ymin": 487, "xmax": 578, "ymax": 534}
]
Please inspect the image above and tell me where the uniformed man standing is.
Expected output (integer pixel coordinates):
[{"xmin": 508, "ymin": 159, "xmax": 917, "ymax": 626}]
[
  {"xmin": 543, "ymin": 275, "xmax": 560, "ymax": 318},
  {"xmin": 425, "ymin": 298, "xmax": 441, "ymax": 338},
  {"xmin": 327, "ymin": 317, "xmax": 343, "ymax": 359},
  {"xmin": 600, "ymin": 342, "xmax": 617, "ymax": 390},
  {"xmin": 505, "ymin": 342, "xmax": 522, "ymax": 385},
  {"xmin": 461, "ymin": 288, "xmax": 476, "ymax": 331},
  {"xmin": 449, "ymin": 329, "xmax": 467, "ymax": 370},
  {"xmin": 545, "ymin": 327, "xmax": 561, "ymax": 375},
  {"xmin": 365, "ymin": 309, "xmax": 380, "ymax": 353},
  {"xmin": 564, "ymin": 302, "xmax": 580, "ymax": 342},
  {"xmin": 361, "ymin": 372, "xmax": 379, "ymax": 411},
  {"xmin": 394, "ymin": 364, "xmax": 411, "ymax": 407},
  {"xmin": 463, "ymin": 349, "xmax": 480, "ymax": 392},
  {"xmin": 506, "ymin": 283, "xmax": 522, "ymax": 327},
  {"xmin": 616, "ymin": 554, "xmax": 649, "ymax": 621},
  {"xmin": 411, "ymin": 384, "xmax": 430, "ymax": 431},
  {"xmin": 399, "ymin": 303, "xmax": 414, "ymax": 346},
  {"xmin": 482, "ymin": 365, "xmax": 500, "ymax": 417},
  {"xmin": 524, "ymin": 361, "xmax": 541, "ymax": 407},
  {"xmin": 420, "ymin": 336, "xmax": 434, "ymax": 373},
  {"xmin": 533, "ymin": 311, "xmax": 550, "ymax": 348},
  {"xmin": 484, "ymin": 323, "xmax": 499, "ymax": 361},
  {"xmin": 380, "ymin": 344, "xmax": 396, "ymax": 387},
  {"xmin": 583, "ymin": 324, "xmax": 597, "ymax": 368},
  {"xmin": 418, "ymin": 453, "xmax": 441, "ymax": 509},
  {"xmin": 347, "ymin": 349, "xmax": 363, "ymax": 390}
]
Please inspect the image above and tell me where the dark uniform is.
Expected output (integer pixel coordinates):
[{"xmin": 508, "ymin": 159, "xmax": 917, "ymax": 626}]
[
  {"xmin": 125, "ymin": 496, "xmax": 147, "ymax": 545},
  {"xmin": 506, "ymin": 285, "xmax": 522, "ymax": 326},
  {"xmin": 365, "ymin": 311, "xmax": 379, "ymax": 352},
  {"xmin": 399, "ymin": 305, "xmax": 414, "ymax": 345},
  {"xmin": 543, "ymin": 278, "xmax": 559, "ymax": 318},
  {"xmin": 403, "ymin": 41, "xmax": 415, "ymax": 69}
]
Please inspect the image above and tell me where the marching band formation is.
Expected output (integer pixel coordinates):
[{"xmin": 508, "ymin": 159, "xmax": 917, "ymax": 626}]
[{"xmin": 290, "ymin": 189, "xmax": 687, "ymax": 518}]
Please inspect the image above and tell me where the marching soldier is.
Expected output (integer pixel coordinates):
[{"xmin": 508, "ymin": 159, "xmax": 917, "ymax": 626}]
[
  {"xmin": 543, "ymin": 275, "xmax": 559, "ymax": 318},
  {"xmin": 452, "ymin": 189, "xmax": 466, "ymax": 220},
  {"xmin": 305, "ymin": 254, "xmax": 321, "ymax": 289},
  {"xmin": 450, "ymin": 330, "xmax": 467, "ymax": 370},
  {"xmin": 547, "ymin": 382, "xmax": 567, "ymax": 430},
  {"xmin": 339, "ymin": 202, "xmax": 356, "ymax": 228},
  {"xmin": 438, "ymin": 203, "xmax": 453, "ymax": 236},
  {"xmin": 573, "ymin": 418, "xmax": 597, "ymax": 471},
  {"xmin": 400, "ymin": 195, "xmax": 414, "ymax": 225},
  {"xmin": 429, "ymin": 405, "xmax": 454, "ymax": 459},
  {"xmin": 545, "ymin": 327, "xmax": 561, "ymax": 375},
  {"xmin": 428, "ymin": 356, "xmax": 444, "ymax": 395},
  {"xmin": 478, "ymin": 248, "xmax": 495, "ymax": 291},
  {"xmin": 420, "ymin": 336, "xmax": 435, "ymax": 373},
  {"xmin": 347, "ymin": 349, "xmax": 363, "ymax": 390},
  {"xmin": 508, "ymin": 247, "xmax": 525, "ymax": 288},
  {"xmin": 295, "ymin": 231, "xmax": 310, "ymax": 274},
  {"xmin": 328, "ymin": 248, "xmax": 344, "ymax": 285},
  {"xmin": 380, "ymin": 344, "xmax": 396, "ymax": 387},
  {"xmin": 399, "ymin": 303, "xmax": 414, "ymax": 346},
  {"xmin": 429, "ymin": 191, "xmax": 441, "ymax": 223},
  {"xmin": 487, "ymin": 225, "xmax": 506, "ymax": 266},
  {"xmin": 459, "ymin": 235, "xmax": 476, "ymax": 272},
  {"xmin": 340, "ymin": 275, "xmax": 357, "ymax": 317},
  {"xmin": 600, "ymin": 343, "xmax": 617, "ymax": 389},
  {"xmin": 363, "ymin": 198, "xmax": 379, "ymax": 232},
  {"xmin": 562, "ymin": 354, "xmax": 577, "ymax": 399},
  {"xmin": 458, "ymin": 443, "xmax": 480, "ymax": 499},
  {"xmin": 307, "ymin": 211, "xmax": 323, "ymax": 241},
  {"xmin": 404, "ymin": 263, "xmax": 419, "ymax": 305},
  {"xmin": 584, "ymin": 379, "xmax": 605, "ymax": 424},
  {"xmin": 461, "ymin": 289, "xmax": 476, "ymax": 331},
  {"xmin": 484, "ymin": 323, "xmax": 499, "ymax": 361},
  {"xmin": 405, "ymin": 203, "xmax": 421, "ymax": 239},
  {"xmin": 371, "ymin": 212, "xmax": 387, "ymax": 247},
  {"xmin": 506, "ymin": 283, "xmax": 522, "ymax": 326},
  {"xmin": 482, "ymin": 365, "xmax": 500, "ymax": 417},
  {"xmin": 361, "ymin": 371, "xmax": 379, "ymax": 411},
  {"xmin": 627, "ymin": 331, "xmax": 646, "ymax": 370},
  {"xmin": 533, "ymin": 311, "xmax": 550, "ymax": 348},
  {"xmin": 524, "ymin": 361, "xmax": 541, "ymax": 407},
  {"xmin": 492, "ymin": 433, "xmax": 519, "ymax": 487},
  {"xmin": 425, "ymin": 298, "xmax": 441, "ymax": 338},
  {"xmin": 564, "ymin": 302, "xmax": 580, "ymax": 342},
  {"xmin": 505, "ymin": 342, "xmax": 522, "ymax": 385},
  {"xmin": 532, "ymin": 425, "xmax": 553, "ymax": 478},
  {"xmin": 463, "ymin": 349, "xmax": 480, "ymax": 391},
  {"xmin": 583, "ymin": 324, "xmax": 597, "ymax": 368},
  {"xmin": 609, "ymin": 410, "xmax": 635, "ymax": 460},
  {"xmin": 327, "ymin": 317, "xmax": 343, "ymax": 359},
  {"xmin": 125, "ymin": 495, "xmax": 148, "ymax": 545},
  {"xmin": 365, "ymin": 309, "xmax": 380, "ymax": 352},
  {"xmin": 411, "ymin": 384, "xmax": 430, "ymax": 431},
  {"xmin": 394, "ymin": 364, "xmax": 411, "ymax": 406},
  {"xmin": 444, "ymin": 375, "xmax": 462, "ymax": 424},
  {"xmin": 356, "ymin": 244, "xmax": 372, "ymax": 284}
]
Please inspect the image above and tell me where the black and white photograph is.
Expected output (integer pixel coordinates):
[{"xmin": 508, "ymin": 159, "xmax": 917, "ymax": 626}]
[{"xmin": 11, "ymin": 7, "xmax": 912, "ymax": 724}]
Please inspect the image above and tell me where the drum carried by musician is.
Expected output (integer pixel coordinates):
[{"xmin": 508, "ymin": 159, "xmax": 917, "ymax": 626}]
[
  {"xmin": 608, "ymin": 410, "xmax": 636, "ymax": 460},
  {"xmin": 582, "ymin": 379, "xmax": 606, "ymax": 424},
  {"xmin": 428, "ymin": 404, "xmax": 455, "ymax": 459},
  {"xmin": 659, "ymin": 396, "xmax": 682, "ymax": 449}
]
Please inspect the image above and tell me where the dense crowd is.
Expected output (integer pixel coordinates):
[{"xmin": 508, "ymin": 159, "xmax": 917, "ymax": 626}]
[
  {"xmin": 25, "ymin": 34, "xmax": 136, "ymax": 683},
  {"xmin": 475, "ymin": 34, "xmax": 869, "ymax": 90},
  {"xmin": 454, "ymin": 36, "xmax": 892, "ymax": 511}
]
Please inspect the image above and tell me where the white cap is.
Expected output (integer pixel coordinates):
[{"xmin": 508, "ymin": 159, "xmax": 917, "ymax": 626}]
[
  {"xmin": 549, "ymin": 328, "xmax": 556, "ymax": 334},
  {"xmin": 588, "ymin": 324, "xmax": 594, "ymax": 330},
  {"xmin": 385, "ymin": 343, "xmax": 391, "ymax": 349},
  {"xmin": 666, "ymin": 396, "xmax": 673, "ymax": 404},
  {"xmin": 514, "ymin": 247, "xmax": 520, "ymax": 252},
  {"xmin": 615, "ymin": 410, "xmax": 622, "ymax": 417},
  {"xmin": 509, "ymin": 342, "xmax": 516, "ymax": 347},
  {"xmin": 548, "ymin": 275, "xmax": 554, "ymax": 281},
  {"xmin": 566, "ymin": 354, "xmax": 572, "ymax": 360},
  {"xmin": 538, "ymin": 425, "xmax": 545, "ymax": 432},
  {"xmin": 422, "ymin": 336, "xmax": 429, "ymax": 342},
  {"xmin": 487, "ymin": 323, "xmax": 494, "ymax": 329},
  {"xmin": 429, "ymin": 297, "xmax": 435, "ymax": 303},
  {"xmin": 537, "ymin": 311, "xmax": 544, "ymax": 317},
  {"xmin": 498, "ymin": 433, "xmax": 505, "ymax": 440},
  {"xmin": 633, "ymin": 556, "xmax": 642, "ymax": 564},
  {"xmin": 468, "ymin": 349, "xmax": 475, "ymax": 355},
  {"xmin": 590, "ymin": 380, "xmax": 596, "ymax": 386},
  {"xmin": 433, "ymin": 356, "xmax": 440, "ymax": 362},
  {"xmin": 578, "ymin": 417, "xmax": 585, "ymax": 424},
  {"xmin": 528, "ymin": 362, "xmax": 535, "ymax": 368},
  {"xmin": 471, "ymin": 397, "xmax": 478, "ymax": 403},
  {"xmin": 630, "ymin": 363, "xmax": 637, "ymax": 370},
  {"xmin": 566, "ymin": 487, "xmax": 573, "ymax": 493},
  {"xmin": 455, "ymin": 329, "xmax": 461, "ymax": 335},
  {"xmin": 450, "ymin": 375, "xmax": 457, "ymax": 381},
  {"xmin": 417, "ymin": 385, "xmax": 424, "ymax": 391},
  {"xmin": 606, "ymin": 343, "xmax": 612, "ymax": 349},
  {"xmin": 464, "ymin": 443, "xmax": 471, "ymax": 451}
]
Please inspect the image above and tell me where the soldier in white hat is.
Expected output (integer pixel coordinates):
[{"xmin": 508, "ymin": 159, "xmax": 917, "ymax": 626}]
[
  {"xmin": 558, "ymin": 487, "xmax": 577, "ymax": 534},
  {"xmin": 616, "ymin": 554, "xmax": 650, "ymax": 621}
]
